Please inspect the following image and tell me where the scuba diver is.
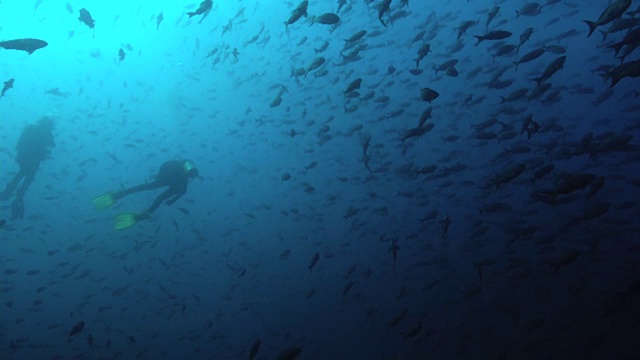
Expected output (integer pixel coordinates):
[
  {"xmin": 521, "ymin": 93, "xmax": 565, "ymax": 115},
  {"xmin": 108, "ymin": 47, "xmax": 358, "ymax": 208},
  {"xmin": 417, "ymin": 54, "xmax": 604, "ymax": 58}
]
[
  {"xmin": 92, "ymin": 159, "xmax": 199, "ymax": 230},
  {"xmin": 187, "ymin": 0, "xmax": 212, "ymax": 19},
  {"xmin": 0, "ymin": 117, "xmax": 55, "ymax": 219}
]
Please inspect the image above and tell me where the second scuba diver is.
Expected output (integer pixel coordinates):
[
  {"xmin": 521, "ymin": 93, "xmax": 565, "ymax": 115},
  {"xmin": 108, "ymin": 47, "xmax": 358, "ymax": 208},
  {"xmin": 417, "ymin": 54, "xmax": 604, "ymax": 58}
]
[{"xmin": 92, "ymin": 159, "xmax": 199, "ymax": 229}]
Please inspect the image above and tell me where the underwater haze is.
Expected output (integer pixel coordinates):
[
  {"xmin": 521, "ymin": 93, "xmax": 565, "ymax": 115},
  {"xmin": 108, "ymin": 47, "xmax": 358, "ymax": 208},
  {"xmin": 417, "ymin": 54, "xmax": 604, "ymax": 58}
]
[{"xmin": 1, "ymin": 0, "xmax": 640, "ymax": 359}]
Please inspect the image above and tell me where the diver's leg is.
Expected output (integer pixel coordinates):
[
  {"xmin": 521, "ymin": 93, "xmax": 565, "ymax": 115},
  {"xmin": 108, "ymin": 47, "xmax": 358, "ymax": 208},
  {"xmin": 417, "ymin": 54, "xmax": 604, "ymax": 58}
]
[
  {"xmin": 0, "ymin": 171, "xmax": 25, "ymax": 200},
  {"xmin": 15, "ymin": 166, "xmax": 37, "ymax": 200},
  {"xmin": 115, "ymin": 181, "xmax": 161, "ymax": 199},
  {"xmin": 146, "ymin": 188, "xmax": 174, "ymax": 214}
]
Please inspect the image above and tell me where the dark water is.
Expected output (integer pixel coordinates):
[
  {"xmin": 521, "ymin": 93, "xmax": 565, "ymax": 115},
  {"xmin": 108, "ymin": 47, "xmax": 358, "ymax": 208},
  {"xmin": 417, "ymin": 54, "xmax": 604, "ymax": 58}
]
[{"xmin": 1, "ymin": 0, "xmax": 640, "ymax": 359}]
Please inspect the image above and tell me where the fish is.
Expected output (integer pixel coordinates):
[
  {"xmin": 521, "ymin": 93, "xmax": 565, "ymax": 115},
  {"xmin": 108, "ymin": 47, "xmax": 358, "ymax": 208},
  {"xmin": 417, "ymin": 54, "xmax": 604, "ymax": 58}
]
[
  {"xmin": 386, "ymin": 306, "xmax": 408, "ymax": 328},
  {"xmin": 78, "ymin": 8, "xmax": 95, "ymax": 29},
  {"xmin": 344, "ymin": 78, "xmax": 362, "ymax": 95},
  {"xmin": 485, "ymin": 6, "xmax": 500, "ymax": 30},
  {"xmin": 337, "ymin": 0, "xmax": 347, "ymax": 14},
  {"xmin": 118, "ymin": 48, "xmax": 125, "ymax": 61},
  {"xmin": 248, "ymin": 340, "xmax": 260, "ymax": 360},
  {"xmin": 492, "ymin": 163, "xmax": 526, "ymax": 190},
  {"xmin": 473, "ymin": 30, "xmax": 512, "ymax": 46},
  {"xmin": 389, "ymin": 238, "xmax": 400, "ymax": 269},
  {"xmin": 420, "ymin": 87, "xmax": 439, "ymax": 102},
  {"xmin": 314, "ymin": 41, "xmax": 329, "ymax": 54},
  {"xmin": 310, "ymin": 13, "xmax": 340, "ymax": 25},
  {"xmin": 0, "ymin": 38, "xmax": 48, "ymax": 54},
  {"xmin": 345, "ymin": 30, "xmax": 367, "ymax": 43},
  {"xmin": 608, "ymin": 28, "xmax": 640, "ymax": 57},
  {"xmin": 308, "ymin": 252, "xmax": 319, "ymax": 272},
  {"xmin": 275, "ymin": 347, "xmax": 302, "ymax": 360},
  {"xmin": 69, "ymin": 321, "xmax": 85, "ymax": 337},
  {"xmin": 441, "ymin": 214, "xmax": 451, "ymax": 239},
  {"xmin": 401, "ymin": 321, "xmax": 422, "ymax": 339},
  {"xmin": 378, "ymin": 0, "xmax": 392, "ymax": 27},
  {"xmin": 414, "ymin": 43, "xmax": 431, "ymax": 67},
  {"xmin": 455, "ymin": 20, "xmax": 478, "ymax": 40},
  {"xmin": 546, "ymin": 250, "xmax": 580, "ymax": 274},
  {"xmin": 544, "ymin": 45, "xmax": 566, "ymax": 54},
  {"xmin": 532, "ymin": 56, "xmax": 566, "ymax": 86},
  {"xmin": 304, "ymin": 57, "xmax": 325, "ymax": 77},
  {"xmin": 517, "ymin": 27, "xmax": 534, "ymax": 52},
  {"xmin": 583, "ymin": 0, "xmax": 631, "ymax": 37},
  {"xmin": 539, "ymin": 173, "xmax": 596, "ymax": 203},
  {"xmin": 492, "ymin": 44, "xmax": 517, "ymax": 62},
  {"xmin": 515, "ymin": 2, "xmax": 542, "ymax": 18},
  {"xmin": 44, "ymin": 87, "xmax": 68, "ymax": 97},
  {"xmin": 156, "ymin": 12, "xmax": 163, "ymax": 30},
  {"xmin": 1, "ymin": 78, "xmax": 14, "ymax": 98},
  {"xmin": 401, "ymin": 125, "xmax": 433, "ymax": 143},
  {"xmin": 500, "ymin": 88, "xmax": 528, "ymax": 103},
  {"xmin": 284, "ymin": 1, "xmax": 309, "ymax": 29},
  {"xmin": 342, "ymin": 280, "xmax": 354, "ymax": 297}
]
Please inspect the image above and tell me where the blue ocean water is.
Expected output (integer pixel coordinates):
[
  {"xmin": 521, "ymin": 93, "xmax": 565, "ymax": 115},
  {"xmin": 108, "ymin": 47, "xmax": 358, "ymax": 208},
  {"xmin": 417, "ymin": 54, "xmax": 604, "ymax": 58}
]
[{"xmin": 1, "ymin": 0, "xmax": 639, "ymax": 359}]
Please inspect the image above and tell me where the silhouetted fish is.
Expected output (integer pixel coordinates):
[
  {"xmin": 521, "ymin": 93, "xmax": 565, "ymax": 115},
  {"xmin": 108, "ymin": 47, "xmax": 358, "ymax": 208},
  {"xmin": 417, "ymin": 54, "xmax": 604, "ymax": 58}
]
[
  {"xmin": 78, "ymin": 8, "xmax": 95, "ymax": 29},
  {"xmin": 0, "ymin": 38, "xmax": 48, "ymax": 54},
  {"xmin": 1, "ymin": 78, "xmax": 14, "ymax": 98}
]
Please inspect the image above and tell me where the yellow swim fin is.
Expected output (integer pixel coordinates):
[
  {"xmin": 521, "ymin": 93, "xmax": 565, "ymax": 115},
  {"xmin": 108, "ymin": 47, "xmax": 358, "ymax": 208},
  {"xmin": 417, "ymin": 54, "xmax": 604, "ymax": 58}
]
[
  {"xmin": 113, "ymin": 212, "xmax": 150, "ymax": 230},
  {"xmin": 113, "ymin": 213, "xmax": 138, "ymax": 230},
  {"xmin": 92, "ymin": 193, "xmax": 116, "ymax": 210}
]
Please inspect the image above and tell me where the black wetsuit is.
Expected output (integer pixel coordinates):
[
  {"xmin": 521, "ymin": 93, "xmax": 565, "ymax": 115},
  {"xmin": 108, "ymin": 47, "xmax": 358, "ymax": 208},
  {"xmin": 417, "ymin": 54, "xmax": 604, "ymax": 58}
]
[
  {"xmin": 0, "ymin": 122, "xmax": 55, "ymax": 219},
  {"xmin": 187, "ymin": 0, "xmax": 212, "ymax": 18},
  {"xmin": 116, "ymin": 160, "xmax": 191, "ymax": 214}
]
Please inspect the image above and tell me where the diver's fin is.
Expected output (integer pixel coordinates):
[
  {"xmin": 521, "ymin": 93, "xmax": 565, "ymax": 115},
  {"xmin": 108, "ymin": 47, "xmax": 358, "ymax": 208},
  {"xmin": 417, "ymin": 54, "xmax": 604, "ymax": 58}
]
[
  {"xmin": 113, "ymin": 212, "xmax": 150, "ymax": 230},
  {"xmin": 114, "ymin": 213, "xmax": 138, "ymax": 230},
  {"xmin": 92, "ymin": 193, "xmax": 116, "ymax": 210}
]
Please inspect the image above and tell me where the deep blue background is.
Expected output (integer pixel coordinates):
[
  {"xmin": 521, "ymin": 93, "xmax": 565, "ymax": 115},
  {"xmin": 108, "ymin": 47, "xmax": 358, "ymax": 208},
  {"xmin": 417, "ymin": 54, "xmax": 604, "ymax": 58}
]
[{"xmin": 1, "ymin": 0, "xmax": 639, "ymax": 359}]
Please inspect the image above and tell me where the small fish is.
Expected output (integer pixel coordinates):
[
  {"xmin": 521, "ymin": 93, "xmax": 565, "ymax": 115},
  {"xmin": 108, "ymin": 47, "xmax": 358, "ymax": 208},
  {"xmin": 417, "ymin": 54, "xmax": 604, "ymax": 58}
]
[
  {"xmin": 275, "ymin": 347, "xmax": 302, "ymax": 360},
  {"xmin": 310, "ymin": 13, "xmax": 340, "ymax": 25},
  {"xmin": 1, "ymin": 78, "xmax": 14, "ymax": 98},
  {"xmin": 118, "ymin": 48, "xmax": 125, "ymax": 61},
  {"xmin": 389, "ymin": 238, "xmax": 400, "ymax": 269},
  {"xmin": 441, "ymin": 214, "xmax": 451, "ymax": 239},
  {"xmin": 473, "ymin": 30, "xmax": 512, "ymax": 46},
  {"xmin": 69, "ymin": 321, "xmax": 85, "ymax": 337},
  {"xmin": 420, "ymin": 87, "xmax": 439, "ymax": 102},
  {"xmin": 308, "ymin": 252, "xmax": 319, "ymax": 272},
  {"xmin": 156, "ymin": 12, "xmax": 164, "ymax": 30},
  {"xmin": 248, "ymin": 340, "xmax": 260, "ymax": 360}
]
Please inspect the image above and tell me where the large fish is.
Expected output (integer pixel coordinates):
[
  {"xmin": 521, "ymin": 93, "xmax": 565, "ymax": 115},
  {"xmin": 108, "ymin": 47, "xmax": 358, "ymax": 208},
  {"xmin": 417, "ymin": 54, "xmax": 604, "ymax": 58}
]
[
  {"xmin": 606, "ymin": 60, "xmax": 640, "ymax": 88},
  {"xmin": 583, "ymin": 0, "xmax": 631, "ymax": 37},
  {"xmin": 284, "ymin": 1, "xmax": 309, "ymax": 29},
  {"xmin": 78, "ymin": 8, "xmax": 95, "ymax": 29},
  {"xmin": 378, "ymin": 0, "xmax": 392, "ymax": 27},
  {"xmin": 0, "ymin": 38, "xmax": 48, "ymax": 54}
]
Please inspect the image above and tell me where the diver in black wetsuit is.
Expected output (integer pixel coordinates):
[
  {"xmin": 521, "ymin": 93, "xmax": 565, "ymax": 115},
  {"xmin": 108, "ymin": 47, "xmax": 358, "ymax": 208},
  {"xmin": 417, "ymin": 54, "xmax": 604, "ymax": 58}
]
[
  {"xmin": 92, "ymin": 159, "xmax": 199, "ymax": 229},
  {"xmin": 0, "ymin": 117, "xmax": 55, "ymax": 219},
  {"xmin": 187, "ymin": 0, "xmax": 212, "ymax": 19}
]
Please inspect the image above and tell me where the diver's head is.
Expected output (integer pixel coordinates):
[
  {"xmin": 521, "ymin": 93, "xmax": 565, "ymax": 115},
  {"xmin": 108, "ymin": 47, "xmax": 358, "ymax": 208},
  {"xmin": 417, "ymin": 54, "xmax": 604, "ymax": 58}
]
[{"xmin": 183, "ymin": 160, "xmax": 199, "ymax": 178}]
